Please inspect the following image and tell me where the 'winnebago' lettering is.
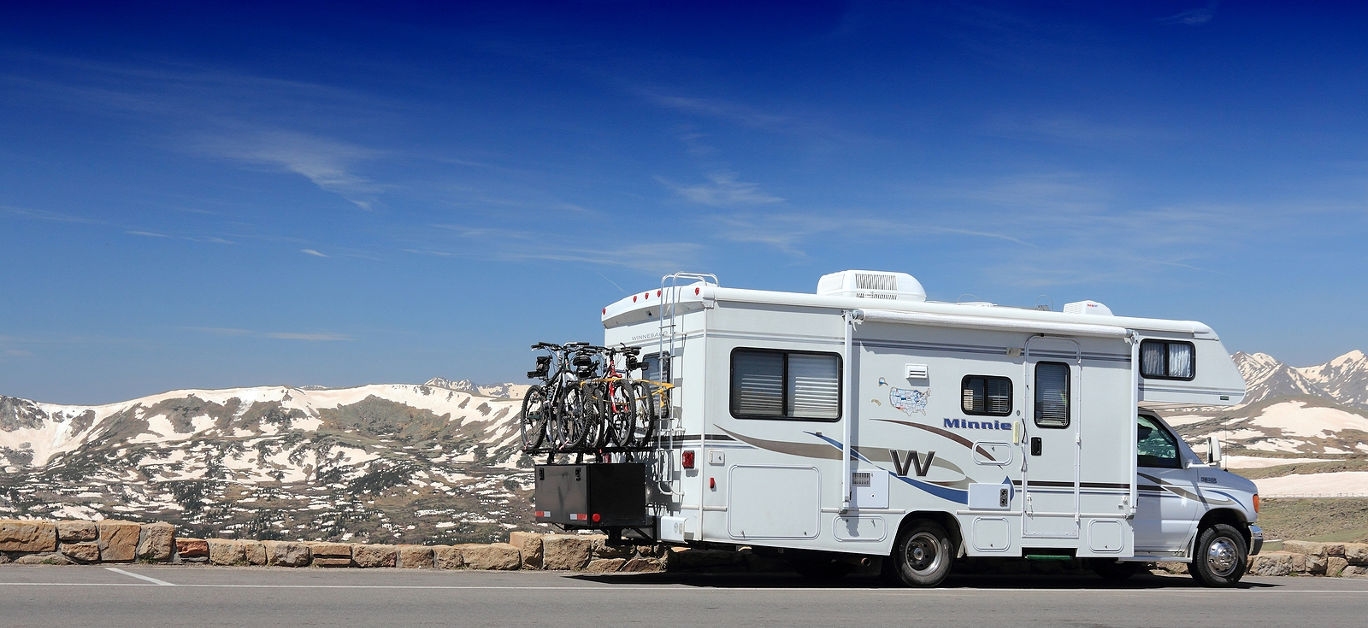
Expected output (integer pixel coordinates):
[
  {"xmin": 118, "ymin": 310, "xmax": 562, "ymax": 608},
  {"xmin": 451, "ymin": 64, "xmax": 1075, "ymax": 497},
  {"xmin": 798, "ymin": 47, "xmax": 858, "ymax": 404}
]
[
  {"xmin": 943, "ymin": 418, "xmax": 1013, "ymax": 431},
  {"xmin": 890, "ymin": 450, "xmax": 936, "ymax": 477}
]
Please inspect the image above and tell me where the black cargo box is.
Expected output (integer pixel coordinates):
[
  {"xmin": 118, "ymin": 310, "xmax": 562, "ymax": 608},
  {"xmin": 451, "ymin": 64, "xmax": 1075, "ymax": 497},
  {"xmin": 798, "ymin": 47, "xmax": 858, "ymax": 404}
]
[{"xmin": 533, "ymin": 463, "xmax": 648, "ymax": 528}]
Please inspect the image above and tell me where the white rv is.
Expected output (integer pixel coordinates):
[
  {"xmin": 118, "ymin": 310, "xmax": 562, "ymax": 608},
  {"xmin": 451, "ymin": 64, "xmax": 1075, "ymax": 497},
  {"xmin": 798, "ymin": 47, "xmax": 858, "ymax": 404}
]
[{"xmin": 539, "ymin": 270, "xmax": 1262, "ymax": 587}]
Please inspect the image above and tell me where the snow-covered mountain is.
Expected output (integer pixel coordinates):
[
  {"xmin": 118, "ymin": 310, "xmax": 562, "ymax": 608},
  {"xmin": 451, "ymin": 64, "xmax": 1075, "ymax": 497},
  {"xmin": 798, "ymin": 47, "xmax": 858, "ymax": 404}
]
[
  {"xmin": 0, "ymin": 381, "xmax": 534, "ymax": 544},
  {"xmin": 1231, "ymin": 352, "xmax": 1331, "ymax": 406},
  {"xmin": 1296, "ymin": 350, "xmax": 1368, "ymax": 409}
]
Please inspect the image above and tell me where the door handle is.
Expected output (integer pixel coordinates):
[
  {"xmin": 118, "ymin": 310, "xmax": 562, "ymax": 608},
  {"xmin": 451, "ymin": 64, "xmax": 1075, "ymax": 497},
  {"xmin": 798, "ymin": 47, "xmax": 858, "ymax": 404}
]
[{"xmin": 1031, "ymin": 437, "xmax": 1042, "ymax": 456}]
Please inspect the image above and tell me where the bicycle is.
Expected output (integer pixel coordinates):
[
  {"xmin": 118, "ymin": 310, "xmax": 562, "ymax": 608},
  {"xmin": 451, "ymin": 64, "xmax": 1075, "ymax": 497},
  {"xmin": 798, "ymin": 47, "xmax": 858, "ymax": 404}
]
[{"xmin": 521, "ymin": 341, "xmax": 590, "ymax": 453}]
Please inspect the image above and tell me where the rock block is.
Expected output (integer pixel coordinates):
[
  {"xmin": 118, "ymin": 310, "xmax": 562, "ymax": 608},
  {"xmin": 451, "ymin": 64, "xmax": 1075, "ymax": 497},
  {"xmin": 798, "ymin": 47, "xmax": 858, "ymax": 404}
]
[
  {"xmin": 434, "ymin": 545, "xmax": 462, "ymax": 570},
  {"xmin": 1324, "ymin": 543, "xmax": 1346, "ymax": 557},
  {"xmin": 60, "ymin": 542, "xmax": 101, "ymax": 563},
  {"xmin": 398, "ymin": 545, "xmax": 434, "ymax": 569},
  {"xmin": 584, "ymin": 558, "xmax": 626, "ymax": 573},
  {"xmin": 353, "ymin": 544, "xmax": 398, "ymax": 568},
  {"xmin": 1249, "ymin": 552, "xmax": 1293, "ymax": 576},
  {"xmin": 542, "ymin": 535, "xmax": 593, "ymax": 570},
  {"xmin": 15, "ymin": 553, "xmax": 72, "ymax": 565},
  {"xmin": 263, "ymin": 541, "xmax": 310, "ymax": 567},
  {"xmin": 592, "ymin": 538, "xmax": 634, "ymax": 560},
  {"xmin": 1154, "ymin": 561, "xmax": 1188, "ymax": 574},
  {"xmin": 635, "ymin": 544, "xmax": 666, "ymax": 558},
  {"xmin": 1291, "ymin": 553, "xmax": 1307, "ymax": 573},
  {"xmin": 309, "ymin": 542, "xmax": 352, "ymax": 559},
  {"xmin": 1305, "ymin": 553, "xmax": 1328, "ymax": 575},
  {"xmin": 1327, "ymin": 556, "xmax": 1349, "ymax": 577},
  {"xmin": 1344, "ymin": 543, "xmax": 1368, "ymax": 565},
  {"xmin": 461, "ymin": 543, "xmax": 521, "ymax": 570},
  {"xmin": 97, "ymin": 520, "xmax": 141, "ymax": 562},
  {"xmin": 137, "ymin": 522, "xmax": 175, "ymax": 562},
  {"xmin": 509, "ymin": 531, "xmax": 543, "ymax": 569},
  {"xmin": 1342, "ymin": 566, "xmax": 1368, "ymax": 578},
  {"xmin": 208, "ymin": 539, "xmax": 247, "ymax": 565},
  {"xmin": 244, "ymin": 542, "xmax": 267, "ymax": 566},
  {"xmin": 619, "ymin": 557, "xmax": 666, "ymax": 573},
  {"xmin": 1282, "ymin": 540, "xmax": 1326, "ymax": 557},
  {"xmin": 312, "ymin": 557, "xmax": 352, "ymax": 568},
  {"xmin": 176, "ymin": 538, "xmax": 209, "ymax": 559},
  {"xmin": 57, "ymin": 521, "xmax": 98, "ymax": 543},
  {"xmin": 0, "ymin": 520, "xmax": 57, "ymax": 552}
]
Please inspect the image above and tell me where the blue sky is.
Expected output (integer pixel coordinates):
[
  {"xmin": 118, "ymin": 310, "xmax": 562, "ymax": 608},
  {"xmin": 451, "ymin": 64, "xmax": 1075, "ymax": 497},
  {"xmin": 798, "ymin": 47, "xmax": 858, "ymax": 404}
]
[{"xmin": 2, "ymin": 1, "xmax": 1365, "ymax": 404}]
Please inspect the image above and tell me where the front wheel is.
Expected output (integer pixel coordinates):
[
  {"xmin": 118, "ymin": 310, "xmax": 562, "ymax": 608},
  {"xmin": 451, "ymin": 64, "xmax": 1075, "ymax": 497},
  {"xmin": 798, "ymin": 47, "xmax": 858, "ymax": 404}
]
[
  {"xmin": 890, "ymin": 519, "xmax": 954, "ymax": 587},
  {"xmin": 519, "ymin": 385, "xmax": 547, "ymax": 451},
  {"xmin": 1190, "ymin": 523, "xmax": 1248, "ymax": 587}
]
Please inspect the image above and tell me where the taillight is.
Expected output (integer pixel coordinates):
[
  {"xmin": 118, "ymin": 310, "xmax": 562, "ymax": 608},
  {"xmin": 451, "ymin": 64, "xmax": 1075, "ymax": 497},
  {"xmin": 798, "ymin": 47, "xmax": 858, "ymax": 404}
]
[{"xmin": 682, "ymin": 450, "xmax": 695, "ymax": 469}]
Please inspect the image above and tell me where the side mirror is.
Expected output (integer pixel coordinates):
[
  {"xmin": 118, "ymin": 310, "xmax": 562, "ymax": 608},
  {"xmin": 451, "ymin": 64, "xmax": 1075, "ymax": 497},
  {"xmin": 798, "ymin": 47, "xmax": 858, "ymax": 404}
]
[{"xmin": 1206, "ymin": 435, "xmax": 1224, "ymax": 467}]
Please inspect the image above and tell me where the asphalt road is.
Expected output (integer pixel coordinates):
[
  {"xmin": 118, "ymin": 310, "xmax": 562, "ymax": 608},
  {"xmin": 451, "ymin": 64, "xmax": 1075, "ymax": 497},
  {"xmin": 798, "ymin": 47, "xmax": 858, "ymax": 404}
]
[{"xmin": 2, "ymin": 565, "xmax": 1367, "ymax": 627}]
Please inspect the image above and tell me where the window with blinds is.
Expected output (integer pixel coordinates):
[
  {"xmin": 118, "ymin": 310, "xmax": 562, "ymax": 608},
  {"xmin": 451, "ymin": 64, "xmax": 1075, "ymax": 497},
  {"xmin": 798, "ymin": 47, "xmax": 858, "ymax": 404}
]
[
  {"xmin": 961, "ymin": 375, "xmax": 1012, "ymax": 416},
  {"xmin": 1140, "ymin": 340, "xmax": 1196, "ymax": 380},
  {"xmin": 730, "ymin": 348, "xmax": 841, "ymax": 421},
  {"xmin": 1034, "ymin": 362, "xmax": 1070, "ymax": 428}
]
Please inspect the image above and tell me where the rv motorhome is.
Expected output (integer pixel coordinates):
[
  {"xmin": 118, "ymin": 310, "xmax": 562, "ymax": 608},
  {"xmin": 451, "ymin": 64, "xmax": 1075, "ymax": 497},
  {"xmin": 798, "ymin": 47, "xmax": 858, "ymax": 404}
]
[{"xmin": 532, "ymin": 270, "xmax": 1262, "ymax": 587}]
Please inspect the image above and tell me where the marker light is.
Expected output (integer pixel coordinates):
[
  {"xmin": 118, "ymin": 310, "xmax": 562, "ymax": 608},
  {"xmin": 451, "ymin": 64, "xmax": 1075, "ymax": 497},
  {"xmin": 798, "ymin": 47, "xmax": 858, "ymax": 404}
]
[
  {"xmin": 592, "ymin": 513, "xmax": 601, "ymax": 523},
  {"xmin": 682, "ymin": 450, "xmax": 695, "ymax": 469},
  {"xmin": 1253, "ymin": 494, "xmax": 1260, "ymax": 513}
]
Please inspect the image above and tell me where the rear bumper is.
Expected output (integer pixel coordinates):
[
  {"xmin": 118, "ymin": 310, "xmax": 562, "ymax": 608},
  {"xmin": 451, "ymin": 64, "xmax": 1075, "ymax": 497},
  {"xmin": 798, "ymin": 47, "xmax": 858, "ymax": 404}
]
[{"xmin": 1248, "ymin": 524, "xmax": 1264, "ymax": 556}]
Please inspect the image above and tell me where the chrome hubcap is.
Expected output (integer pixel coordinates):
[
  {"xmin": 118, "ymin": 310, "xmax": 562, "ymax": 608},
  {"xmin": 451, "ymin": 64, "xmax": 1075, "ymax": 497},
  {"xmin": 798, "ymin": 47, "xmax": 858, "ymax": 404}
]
[
  {"xmin": 1207, "ymin": 538, "xmax": 1238, "ymax": 576},
  {"xmin": 906, "ymin": 533, "xmax": 941, "ymax": 574}
]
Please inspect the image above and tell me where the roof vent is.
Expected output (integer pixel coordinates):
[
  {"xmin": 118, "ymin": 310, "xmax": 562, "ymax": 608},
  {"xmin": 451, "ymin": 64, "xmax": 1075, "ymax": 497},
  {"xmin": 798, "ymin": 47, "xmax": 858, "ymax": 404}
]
[
  {"xmin": 1063, "ymin": 300, "xmax": 1113, "ymax": 316},
  {"xmin": 817, "ymin": 270, "xmax": 926, "ymax": 302}
]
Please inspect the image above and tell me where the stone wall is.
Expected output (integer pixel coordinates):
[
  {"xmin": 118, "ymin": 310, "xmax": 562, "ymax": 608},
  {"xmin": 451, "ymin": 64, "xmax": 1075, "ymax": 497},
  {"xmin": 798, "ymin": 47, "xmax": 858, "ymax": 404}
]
[{"xmin": 5, "ymin": 518, "xmax": 1367, "ymax": 578}]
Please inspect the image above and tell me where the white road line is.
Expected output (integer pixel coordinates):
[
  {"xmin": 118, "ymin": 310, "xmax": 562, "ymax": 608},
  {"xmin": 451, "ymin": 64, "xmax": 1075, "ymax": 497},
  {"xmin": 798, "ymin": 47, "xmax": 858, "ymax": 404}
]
[
  {"xmin": 105, "ymin": 568, "xmax": 176, "ymax": 586},
  {"xmin": 0, "ymin": 582, "xmax": 1360, "ymax": 593}
]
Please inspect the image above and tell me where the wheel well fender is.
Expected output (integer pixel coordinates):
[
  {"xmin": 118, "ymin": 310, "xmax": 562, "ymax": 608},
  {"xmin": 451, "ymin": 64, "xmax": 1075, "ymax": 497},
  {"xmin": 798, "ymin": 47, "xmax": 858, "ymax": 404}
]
[
  {"xmin": 895, "ymin": 511, "xmax": 964, "ymax": 557},
  {"xmin": 1194, "ymin": 508, "xmax": 1250, "ymax": 550}
]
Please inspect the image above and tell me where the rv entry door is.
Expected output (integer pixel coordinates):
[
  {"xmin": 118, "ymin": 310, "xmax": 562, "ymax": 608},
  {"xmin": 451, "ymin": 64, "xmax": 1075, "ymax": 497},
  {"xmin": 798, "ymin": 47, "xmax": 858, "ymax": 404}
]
[{"xmin": 1022, "ymin": 336, "xmax": 1082, "ymax": 539}]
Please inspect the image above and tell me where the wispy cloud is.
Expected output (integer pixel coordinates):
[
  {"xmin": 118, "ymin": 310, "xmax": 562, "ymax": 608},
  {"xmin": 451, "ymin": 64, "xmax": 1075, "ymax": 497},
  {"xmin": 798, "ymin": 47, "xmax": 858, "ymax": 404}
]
[
  {"xmin": 185, "ymin": 327, "xmax": 351, "ymax": 342},
  {"xmin": 1160, "ymin": 4, "xmax": 1218, "ymax": 26},
  {"xmin": 197, "ymin": 129, "xmax": 384, "ymax": 210},
  {"xmin": 982, "ymin": 113, "xmax": 1168, "ymax": 146},
  {"xmin": 657, "ymin": 171, "xmax": 783, "ymax": 206},
  {"xmin": 414, "ymin": 225, "xmax": 704, "ymax": 275},
  {"xmin": 638, "ymin": 90, "xmax": 793, "ymax": 129},
  {"xmin": 2, "ymin": 205, "xmax": 104, "ymax": 224},
  {"xmin": 300, "ymin": 248, "xmax": 328, "ymax": 258},
  {"xmin": 125, "ymin": 230, "xmax": 172, "ymax": 238}
]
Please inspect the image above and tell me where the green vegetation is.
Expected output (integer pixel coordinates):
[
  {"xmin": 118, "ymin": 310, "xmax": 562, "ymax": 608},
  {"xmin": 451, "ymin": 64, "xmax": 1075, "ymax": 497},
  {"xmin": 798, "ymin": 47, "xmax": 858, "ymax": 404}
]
[{"xmin": 1258, "ymin": 498, "xmax": 1368, "ymax": 543}]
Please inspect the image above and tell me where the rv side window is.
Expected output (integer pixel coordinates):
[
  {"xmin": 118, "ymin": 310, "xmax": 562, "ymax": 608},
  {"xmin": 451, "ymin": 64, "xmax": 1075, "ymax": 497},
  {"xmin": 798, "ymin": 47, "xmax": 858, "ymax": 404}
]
[
  {"xmin": 1033, "ymin": 362, "xmax": 1070, "ymax": 428},
  {"xmin": 1140, "ymin": 340, "xmax": 1195, "ymax": 380},
  {"xmin": 730, "ymin": 348, "xmax": 841, "ymax": 421},
  {"xmin": 961, "ymin": 375, "xmax": 1012, "ymax": 416}
]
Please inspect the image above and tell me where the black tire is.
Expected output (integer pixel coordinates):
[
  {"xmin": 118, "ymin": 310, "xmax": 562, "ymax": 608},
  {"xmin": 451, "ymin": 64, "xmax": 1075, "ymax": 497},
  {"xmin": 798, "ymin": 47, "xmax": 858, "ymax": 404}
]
[
  {"xmin": 1190, "ymin": 523, "xmax": 1247, "ymax": 587},
  {"xmin": 519, "ymin": 385, "xmax": 547, "ymax": 451},
  {"xmin": 630, "ymin": 381, "xmax": 658, "ymax": 448},
  {"xmin": 557, "ymin": 386, "xmax": 589, "ymax": 451},
  {"xmin": 890, "ymin": 519, "xmax": 954, "ymax": 587},
  {"xmin": 1091, "ymin": 559, "xmax": 1145, "ymax": 581},
  {"xmin": 605, "ymin": 382, "xmax": 636, "ymax": 449}
]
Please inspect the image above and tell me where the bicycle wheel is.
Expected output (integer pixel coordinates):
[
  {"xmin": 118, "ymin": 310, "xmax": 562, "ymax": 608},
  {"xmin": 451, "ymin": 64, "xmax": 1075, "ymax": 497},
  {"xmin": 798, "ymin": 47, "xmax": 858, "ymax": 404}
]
[
  {"xmin": 606, "ymin": 381, "xmax": 636, "ymax": 449},
  {"xmin": 556, "ymin": 385, "xmax": 590, "ymax": 451},
  {"xmin": 581, "ymin": 383, "xmax": 608, "ymax": 450},
  {"xmin": 629, "ymin": 380, "xmax": 657, "ymax": 448},
  {"xmin": 519, "ymin": 384, "xmax": 548, "ymax": 451}
]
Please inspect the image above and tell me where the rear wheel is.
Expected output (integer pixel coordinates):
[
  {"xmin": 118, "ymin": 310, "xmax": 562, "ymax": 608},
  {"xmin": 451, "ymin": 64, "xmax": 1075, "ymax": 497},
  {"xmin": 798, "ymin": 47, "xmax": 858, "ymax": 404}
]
[
  {"xmin": 890, "ymin": 519, "xmax": 954, "ymax": 587},
  {"xmin": 1190, "ymin": 523, "xmax": 1247, "ymax": 587},
  {"xmin": 630, "ymin": 381, "xmax": 658, "ymax": 448},
  {"xmin": 605, "ymin": 383, "xmax": 636, "ymax": 448},
  {"xmin": 519, "ymin": 385, "xmax": 547, "ymax": 451}
]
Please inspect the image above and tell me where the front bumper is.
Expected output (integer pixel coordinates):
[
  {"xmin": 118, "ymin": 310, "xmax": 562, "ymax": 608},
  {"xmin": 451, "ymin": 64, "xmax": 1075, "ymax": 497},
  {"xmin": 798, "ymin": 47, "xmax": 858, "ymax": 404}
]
[{"xmin": 1248, "ymin": 524, "xmax": 1264, "ymax": 556}]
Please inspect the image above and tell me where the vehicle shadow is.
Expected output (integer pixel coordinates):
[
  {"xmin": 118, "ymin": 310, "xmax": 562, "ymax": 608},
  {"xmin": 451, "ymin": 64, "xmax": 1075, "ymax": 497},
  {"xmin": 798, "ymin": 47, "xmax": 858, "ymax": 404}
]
[{"xmin": 570, "ymin": 570, "xmax": 1278, "ymax": 590}]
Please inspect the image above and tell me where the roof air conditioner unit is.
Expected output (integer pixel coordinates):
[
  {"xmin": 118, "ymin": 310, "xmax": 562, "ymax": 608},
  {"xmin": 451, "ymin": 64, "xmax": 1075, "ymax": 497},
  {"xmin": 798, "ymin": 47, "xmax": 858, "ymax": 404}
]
[
  {"xmin": 1063, "ymin": 300, "xmax": 1114, "ymax": 316},
  {"xmin": 817, "ymin": 270, "xmax": 926, "ymax": 302}
]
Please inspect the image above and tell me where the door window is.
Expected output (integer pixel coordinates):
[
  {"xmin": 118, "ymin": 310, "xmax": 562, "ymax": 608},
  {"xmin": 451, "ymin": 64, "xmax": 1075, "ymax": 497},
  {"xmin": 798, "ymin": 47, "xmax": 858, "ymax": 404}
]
[
  {"xmin": 1033, "ymin": 362, "xmax": 1070, "ymax": 428},
  {"xmin": 1137, "ymin": 414, "xmax": 1181, "ymax": 469}
]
